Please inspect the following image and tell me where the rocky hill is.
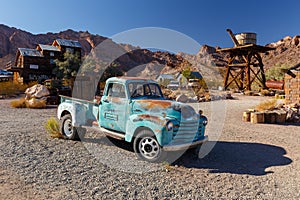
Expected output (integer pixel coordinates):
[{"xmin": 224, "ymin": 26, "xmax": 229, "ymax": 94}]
[
  {"xmin": 1, "ymin": 23, "xmax": 300, "ymax": 79},
  {"xmin": 262, "ymin": 35, "xmax": 300, "ymax": 69},
  {"xmin": 0, "ymin": 24, "xmax": 108, "ymax": 68},
  {"xmin": 180, "ymin": 35, "xmax": 300, "ymax": 72},
  {"xmin": 0, "ymin": 24, "xmax": 189, "ymax": 79}
]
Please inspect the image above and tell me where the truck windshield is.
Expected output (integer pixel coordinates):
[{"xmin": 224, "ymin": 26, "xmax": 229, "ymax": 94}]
[{"xmin": 129, "ymin": 83, "xmax": 164, "ymax": 99}]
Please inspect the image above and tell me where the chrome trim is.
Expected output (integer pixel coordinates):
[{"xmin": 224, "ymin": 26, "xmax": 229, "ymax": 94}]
[{"xmin": 163, "ymin": 136, "xmax": 208, "ymax": 151}]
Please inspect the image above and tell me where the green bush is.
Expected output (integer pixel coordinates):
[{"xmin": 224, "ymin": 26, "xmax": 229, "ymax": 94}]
[{"xmin": 265, "ymin": 64, "xmax": 290, "ymax": 81}]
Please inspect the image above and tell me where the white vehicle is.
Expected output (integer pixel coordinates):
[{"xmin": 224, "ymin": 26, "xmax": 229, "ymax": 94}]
[
  {"xmin": 167, "ymin": 80, "xmax": 180, "ymax": 90},
  {"xmin": 188, "ymin": 79, "xmax": 200, "ymax": 88}
]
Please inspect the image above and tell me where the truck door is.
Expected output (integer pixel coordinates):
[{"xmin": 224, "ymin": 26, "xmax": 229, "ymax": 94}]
[{"xmin": 100, "ymin": 82, "xmax": 128, "ymax": 133}]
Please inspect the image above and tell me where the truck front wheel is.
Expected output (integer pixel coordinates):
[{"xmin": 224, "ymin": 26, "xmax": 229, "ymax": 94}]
[
  {"xmin": 133, "ymin": 130, "xmax": 165, "ymax": 162},
  {"xmin": 60, "ymin": 114, "xmax": 86, "ymax": 140}
]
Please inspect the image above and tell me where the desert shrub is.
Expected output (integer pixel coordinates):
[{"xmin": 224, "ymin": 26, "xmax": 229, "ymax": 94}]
[
  {"xmin": 255, "ymin": 99, "xmax": 277, "ymax": 112},
  {"xmin": 244, "ymin": 90, "xmax": 254, "ymax": 96},
  {"xmin": 205, "ymin": 93, "xmax": 211, "ymax": 101},
  {"xmin": 194, "ymin": 87, "xmax": 207, "ymax": 97},
  {"xmin": 260, "ymin": 89, "xmax": 271, "ymax": 96},
  {"xmin": 25, "ymin": 98, "xmax": 47, "ymax": 109},
  {"xmin": 158, "ymin": 79, "xmax": 171, "ymax": 88},
  {"xmin": 0, "ymin": 81, "xmax": 37, "ymax": 97},
  {"xmin": 10, "ymin": 98, "xmax": 27, "ymax": 108},
  {"xmin": 265, "ymin": 64, "xmax": 290, "ymax": 81},
  {"xmin": 45, "ymin": 117, "xmax": 63, "ymax": 138},
  {"xmin": 10, "ymin": 98, "xmax": 47, "ymax": 109}
]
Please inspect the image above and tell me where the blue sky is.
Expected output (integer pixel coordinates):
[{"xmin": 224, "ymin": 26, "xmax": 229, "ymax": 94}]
[{"xmin": 1, "ymin": 0, "xmax": 300, "ymax": 53}]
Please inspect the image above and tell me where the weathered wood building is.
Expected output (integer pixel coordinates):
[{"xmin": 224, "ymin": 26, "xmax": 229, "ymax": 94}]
[
  {"xmin": 285, "ymin": 67, "xmax": 300, "ymax": 104},
  {"xmin": 7, "ymin": 39, "xmax": 82, "ymax": 83},
  {"xmin": 52, "ymin": 39, "xmax": 82, "ymax": 58}
]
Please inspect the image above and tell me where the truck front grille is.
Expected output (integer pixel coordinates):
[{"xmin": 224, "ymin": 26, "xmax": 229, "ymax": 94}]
[{"xmin": 171, "ymin": 120, "xmax": 204, "ymax": 145}]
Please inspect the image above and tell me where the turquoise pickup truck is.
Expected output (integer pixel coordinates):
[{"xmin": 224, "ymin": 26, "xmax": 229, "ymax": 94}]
[{"xmin": 57, "ymin": 77, "xmax": 208, "ymax": 162}]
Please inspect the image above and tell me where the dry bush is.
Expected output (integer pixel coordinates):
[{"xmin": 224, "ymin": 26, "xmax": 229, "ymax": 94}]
[
  {"xmin": 260, "ymin": 89, "xmax": 271, "ymax": 96},
  {"xmin": 10, "ymin": 98, "xmax": 47, "ymax": 109},
  {"xmin": 244, "ymin": 90, "xmax": 254, "ymax": 96},
  {"xmin": 194, "ymin": 87, "xmax": 207, "ymax": 98},
  {"xmin": 10, "ymin": 98, "xmax": 27, "ymax": 108},
  {"xmin": 0, "ymin": 81, "xmax": 37, "ymax": 97},
  {"xmin": 205, "ymin": 93, "xmax": 211, "ymax": 101},
  {"xmin": 25, "ymin": 98, "xmax": 47, "ymax": 109},
  {"xmin": 255, "ymin": 99, "xmax": 277, "ymax": 112},
  {"xmin": 45, "ymin": 117, "xmax": 63, "ymax": 138}
]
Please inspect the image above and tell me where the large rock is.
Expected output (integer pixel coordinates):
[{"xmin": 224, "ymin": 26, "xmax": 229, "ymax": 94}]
[
  {"xmin": 25, "ymin": 84, "xmax": 50, "ymax": 99},
  {"xmin": 292, "ymin": 36, "xmax": 300, "ymax": 46},
  {"xmin": 176, "ymin": 94, "xmax": 188, "ymax": 103}
]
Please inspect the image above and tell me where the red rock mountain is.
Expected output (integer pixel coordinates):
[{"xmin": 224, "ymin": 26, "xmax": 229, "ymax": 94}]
[
  {"xmin": 0, "ymin": 24, "xmax": 188, "ymax": 78},
  {"xmin": 0, "ymin": 24, "xmax": 107, "ymax": 68},
  {"xmin": 1, "ymin": 24, "xmax": 300, "ymax": 78}
]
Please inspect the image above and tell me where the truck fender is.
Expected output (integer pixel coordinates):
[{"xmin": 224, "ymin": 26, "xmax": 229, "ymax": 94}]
[
  {"xmin": 57, "ymin": 102, "xmax": 87, "ymax": 127},
  {"xmin": 125, "ymin": 114, "xmax": 165, "ymax": 145}
]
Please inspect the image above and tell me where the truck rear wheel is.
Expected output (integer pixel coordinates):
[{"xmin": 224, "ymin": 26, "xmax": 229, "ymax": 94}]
[
  {"xmin": 133, "ymin": 130, "xmax": 165, "ymax": 162},
  {"xmin": 60, "ymin": 114, "xmax": 86, "ymax": 140}
]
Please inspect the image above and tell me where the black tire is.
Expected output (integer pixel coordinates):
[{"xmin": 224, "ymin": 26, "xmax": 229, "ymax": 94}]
[
  {"xmin": 133, "ymin": 129, "xmax": 166, "ymax": 162},
  {"xmin": 60, "ymin": 114, "xmax": 86, "ymax": 140}
]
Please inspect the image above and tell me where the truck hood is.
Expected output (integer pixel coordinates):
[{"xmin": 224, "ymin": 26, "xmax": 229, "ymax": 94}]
[{"xmin": 133, "ymin": 99, "xmax": 197, "ymax": 120}]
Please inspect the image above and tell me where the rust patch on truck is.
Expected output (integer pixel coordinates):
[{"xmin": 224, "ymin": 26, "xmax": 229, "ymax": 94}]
[
  {"xmin": 137, "ymin": 100, "xmax": 172, "ymax": 109},
  {"xmin": 136, "ymin": 114, "xmax": 165, "ymax": 125},
  {"xmin": 107, "ymin": 97, "xmax": 122, "ymax": 104}
]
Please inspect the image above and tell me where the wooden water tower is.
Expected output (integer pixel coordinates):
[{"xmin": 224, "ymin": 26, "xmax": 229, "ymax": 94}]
[{"xmin": 217, "ymin": 29, "xmax": 275, "ymax": 91}]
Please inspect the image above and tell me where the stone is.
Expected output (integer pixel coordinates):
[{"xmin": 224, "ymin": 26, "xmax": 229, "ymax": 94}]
[
  {"xmin": 25, "ymin": 84, "xmax": 50, "ymax": 99},
  {"xmin": 176, "ymin": 94, "xmax": 188, "ymax": 103}
]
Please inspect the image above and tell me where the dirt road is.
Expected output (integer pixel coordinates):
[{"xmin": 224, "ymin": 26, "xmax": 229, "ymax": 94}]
[{"xmin": 0, "ymin": 95, "xmax": 299, "ymax": 199}]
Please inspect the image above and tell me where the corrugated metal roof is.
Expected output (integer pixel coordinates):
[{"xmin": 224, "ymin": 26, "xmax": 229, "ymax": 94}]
[
  {"xmin": 38, "ymin": 44, "xmax": 60, "ymax": 52},
  {"xmin": 18, "ymin": 48, "xmax": 43, "ymax": 57},
  {"xmin": 55, "ymin": 39, "xmax": 81, "ymax": 48},
  {"xmin": 191, "ymin": 71, "xmax": 203, "ymax": 79},
  {"xmin": 0, "ymin": 69, "xmax": 13, "ymax": 75}
]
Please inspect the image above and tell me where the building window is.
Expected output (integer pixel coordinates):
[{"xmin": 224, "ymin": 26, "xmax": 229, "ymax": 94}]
[
  {"xmin": 29, "ymin": 64, "xmax": 39, "ymax": 69},
  {"xmin": 50, "ymin": 59, "xmax": 55, "ymax": 64},
  {"xmin": 50, "ymin": 52, "xmax": 55, "ymax": 57}
]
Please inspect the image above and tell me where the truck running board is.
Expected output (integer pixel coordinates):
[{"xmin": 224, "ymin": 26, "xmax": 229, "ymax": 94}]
[{"xmin": 100, "ymin": 127, "xmax": 126, "ymax": 140}]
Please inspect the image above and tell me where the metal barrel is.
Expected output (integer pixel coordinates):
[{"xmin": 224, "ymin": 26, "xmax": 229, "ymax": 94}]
[{"xmin": 235, "ymin": 32, "xmax": 257, "ymax": 45}]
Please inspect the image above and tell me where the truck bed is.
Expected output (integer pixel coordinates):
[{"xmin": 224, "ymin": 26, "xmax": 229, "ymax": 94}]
[{"xmin": 59, "ymin": 95, "xmax": 99, "ymax": 127}]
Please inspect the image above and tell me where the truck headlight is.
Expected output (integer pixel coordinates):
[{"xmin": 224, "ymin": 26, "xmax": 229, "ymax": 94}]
[
  {"xmin": 200, "ymin": 116, "xmax": 208, "ymax": 126},
  {"xmin": 166, "ymin": 121, "xmax": 174, "ymax": 131}
]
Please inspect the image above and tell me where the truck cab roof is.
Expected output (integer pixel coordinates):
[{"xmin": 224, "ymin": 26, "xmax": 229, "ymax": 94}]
[{"xmin": 107, "ymin": 77, "xmax": 158, "ymax": 84}]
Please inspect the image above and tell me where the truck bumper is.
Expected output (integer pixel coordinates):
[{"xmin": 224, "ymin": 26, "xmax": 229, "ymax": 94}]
[{"xmin": 163, "ymin": 136, "xmax": 208, "ymax": 151}]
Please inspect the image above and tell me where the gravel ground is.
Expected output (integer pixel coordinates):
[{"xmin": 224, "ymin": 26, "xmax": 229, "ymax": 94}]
[{"xmin": 0, "ymin": 95, "xmax": 299, "ymax": 199}]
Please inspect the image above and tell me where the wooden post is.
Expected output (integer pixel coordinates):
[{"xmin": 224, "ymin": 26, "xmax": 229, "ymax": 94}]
[
  {"xmin": 224, "ymin": 66, "xmax": 230, "ymax": 90},
  {"xmin": 246, "ymin": 53, "xmax": 252, "ymax": 90}
]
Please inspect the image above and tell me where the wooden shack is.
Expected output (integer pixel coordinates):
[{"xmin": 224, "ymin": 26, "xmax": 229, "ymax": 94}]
[
  {"xmin": 7, "ymin": 39, "xmax": 82, "ymax": 83},
  {"xmin": 10, "ymin": 48, "xmax": 50, "ymax": 83},
  {"xmin": 52, "ymin": 39, "xmax": 82, "ymax": 58}
]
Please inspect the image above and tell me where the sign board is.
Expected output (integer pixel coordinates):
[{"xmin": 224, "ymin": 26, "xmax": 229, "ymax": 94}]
[{"xmin": 30, "ymin": 64, "xmax": 39, "ymax": 69}]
